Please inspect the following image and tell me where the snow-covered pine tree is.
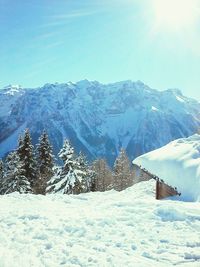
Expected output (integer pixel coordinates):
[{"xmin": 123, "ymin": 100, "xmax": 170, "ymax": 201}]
[
  {"xmin": 1, "ymin": 152, "xmax": 31, "ymax": 194},
  {"xmin": 17, "ymin": 129, "xmax": 37, "ymax": 190},
  {"xmin": 36, "ymin": 130, "xmax": 54, "ymax": 194},
  {"xmin": 113, "ymin": 148, "xmax": 133, "ymax": 191},
  {"xmin": 0, "ymin": 159, "xmax": 3, "ymax": 180},
  {"xmin": 91, "ymin": 159, "xmax": 113, "ymax": 191},
  {"xmin": 47, "ymin": 140, "xmax": 76, "ymax": 194},
  {"xmin": 73, "ymin": 152, "xmax": 89, "ymax": 194},
  {"xmin": 0, "ymin": 159, "xmax": 4, "ymax": 194}
]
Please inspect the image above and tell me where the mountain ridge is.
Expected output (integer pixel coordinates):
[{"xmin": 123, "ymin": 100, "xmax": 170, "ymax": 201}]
[{"xmin": 0, "ymin": 80, "xmax": 200, "ymax": 164}]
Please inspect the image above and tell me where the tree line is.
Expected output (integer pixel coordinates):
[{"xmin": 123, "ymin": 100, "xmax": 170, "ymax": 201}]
[{"xmin": 0, "ymin": 129, "xmax": 136, "ymax": 195}]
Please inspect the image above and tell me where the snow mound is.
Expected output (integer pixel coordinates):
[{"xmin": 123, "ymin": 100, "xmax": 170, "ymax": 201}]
[
  {"xmin": 133, "ymin": 134, "xmax": 200, "ymax": 202},
  {"xmin": 0, "ymin": 180, "xmax": 200, "ymax": 266}
]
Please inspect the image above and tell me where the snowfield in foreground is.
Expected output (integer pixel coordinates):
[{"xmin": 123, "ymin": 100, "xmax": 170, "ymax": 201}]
[
  {"xmin": 133, "ymin": 134, "xmax": 200, "ymax": 202},
  {"xmin": 0, "ymin": 180, "xmax": 200, "ymax": 267}
]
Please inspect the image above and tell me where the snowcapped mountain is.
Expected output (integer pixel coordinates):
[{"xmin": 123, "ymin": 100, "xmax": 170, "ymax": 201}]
[
  {"xmin": 133, "ymin": 134, "xmax": 200, "ymax": 202},
  {"xmin": 0, "ymin": 80, "xmax": 200, "ymax": 164}
]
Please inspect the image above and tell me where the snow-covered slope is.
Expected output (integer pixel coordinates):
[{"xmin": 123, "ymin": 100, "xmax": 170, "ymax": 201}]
[
  {"xmin": 133, "ymin": 135, "xmax": 200, "ymax": 202},
  {"xmin": 0, "ymin": 81, "xmax": 200, "ymax": 164},
  {"xmin": 0, "ymin": 180, "xmax": 200, "ymax": 267}
]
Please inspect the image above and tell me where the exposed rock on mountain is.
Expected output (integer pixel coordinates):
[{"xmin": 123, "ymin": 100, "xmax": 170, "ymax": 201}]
[{"xmin": 0, "ymin": 80, "xmax": 200, "ymax": 164}]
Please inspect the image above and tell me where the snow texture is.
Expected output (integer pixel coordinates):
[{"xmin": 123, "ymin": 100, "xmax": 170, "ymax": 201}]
[
  {"xmin": 0, "ymin": 180, "xmax": 200, "ymax": 267},
  {"xmin": 133, "ymin": 134, "xmax": 200, "ymax": 202}
]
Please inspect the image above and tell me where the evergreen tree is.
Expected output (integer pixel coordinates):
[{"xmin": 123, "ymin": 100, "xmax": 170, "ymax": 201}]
[
  {"xmin": 113, "ymin": 148, "xmax": 132, "ymax": 191},
  {"xmin": 36, "ymin": 130, "xmax": 54, "ymax": 194},
  {"xmin": 1, "ymin": 152, "xmax": 31, "ymax": 194},
  {"xmin": 0, "ymin": 159, "xmax": 4, "ymax": 194},
  {"xmin": 73, "ymin": 152, "xmax": 89, "ymax": 194},
  {"xmin": 47, "ymin": 140, "xmax": 76, "ymax": 194},
  {"xmin": 47, "ymin": 141, "xmax": 90, "ymax": 194},
  {"xmin": 17, "ymin": 129, "xmax": 37, "ymax": 189},
  {"xmin": 0, "ymin": 159, "xmax": 4, "ymax": 180},
  {"xmin": 91, "ymin": 159, "xmax": 113, "ymax": 191}
]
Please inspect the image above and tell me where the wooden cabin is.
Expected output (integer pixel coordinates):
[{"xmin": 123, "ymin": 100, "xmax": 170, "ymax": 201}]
[{"xmin": 132, "ymin": 164, "xmax": 181, "ymax": 200}]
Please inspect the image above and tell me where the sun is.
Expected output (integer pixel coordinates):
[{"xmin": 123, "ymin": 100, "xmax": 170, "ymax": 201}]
[{"xmin": 150, "ymin": 0, "xmax": 200, "ymax": 32}]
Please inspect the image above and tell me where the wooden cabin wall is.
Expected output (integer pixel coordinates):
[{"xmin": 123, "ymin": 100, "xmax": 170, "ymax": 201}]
[
  {"xmin": 132, "ymin": 164, "xmax": 180, "ymax": 200},
  {"xmin": 156, "ymin": 180, "xmax": 180, "ymax": 200}
]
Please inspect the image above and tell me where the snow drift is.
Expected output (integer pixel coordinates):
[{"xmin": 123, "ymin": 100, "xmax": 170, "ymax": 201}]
[
  {"xmin": 0, "ymin": 180, "xmax": 200, "ymax": 267},
  {"xmin": 133, "ymin": 134, "xmax": 200, "ymax": 201}
]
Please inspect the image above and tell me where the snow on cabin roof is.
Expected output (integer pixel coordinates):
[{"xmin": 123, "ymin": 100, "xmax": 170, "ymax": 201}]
[{"xmin": 133, "ymin": 134, "xmax": 200, "ymax": 202}]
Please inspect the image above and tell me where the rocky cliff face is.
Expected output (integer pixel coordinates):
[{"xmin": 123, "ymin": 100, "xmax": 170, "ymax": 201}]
[{"xmin": 0, "ymin": 80, "xmax": 200, "ymax": 164}]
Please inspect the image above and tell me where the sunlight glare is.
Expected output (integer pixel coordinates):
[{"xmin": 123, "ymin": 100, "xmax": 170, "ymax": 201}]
[{"xmin": 151, "ymin": 0, "xmax": 200, "ymax": 32}]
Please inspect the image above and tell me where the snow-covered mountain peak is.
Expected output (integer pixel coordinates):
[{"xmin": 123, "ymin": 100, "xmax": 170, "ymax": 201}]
[
  {"xmin": 76, "ymin": 79, "xmax": 94, "ymax": 89},
  {"xmin": 0, "ymin": 80, "xmax": 200, "ymax": 164},
  {"xmin": 2, "ymin": 84, "xmax": 22, "ymax": 95},
  {"xmin": 4, "ymin": 84, "xmax": 22, "ymax": 90},
  {"xmin": 167, "ymin": 88, "xmax": 183, "ymax": 95}
]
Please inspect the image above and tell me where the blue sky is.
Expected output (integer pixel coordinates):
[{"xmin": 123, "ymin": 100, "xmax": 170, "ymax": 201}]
[{"xmin": 0, "ymin": 0, "xmax": 200, "ymax": 99}]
